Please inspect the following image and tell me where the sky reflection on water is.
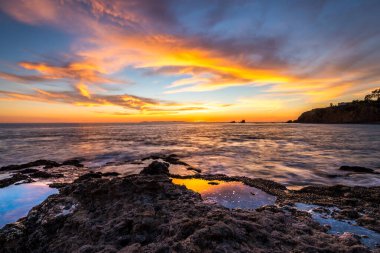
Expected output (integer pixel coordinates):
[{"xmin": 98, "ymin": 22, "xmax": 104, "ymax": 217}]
[
  {"xmin": 0, "ymin": 183, "xmax": 58, "ymax": 228},
  {"xmin": 172, "ymin": 178, "xmax": 276, "ymax": 209}
]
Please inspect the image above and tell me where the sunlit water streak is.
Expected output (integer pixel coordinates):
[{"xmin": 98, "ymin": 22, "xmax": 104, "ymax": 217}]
[
  {"xmin": 0, "ymin": 123, "xmax": 379, "ymax": 187},
  {"xmin": 0, "ymin": 183, "xmax": 58, "ymax": 228}
]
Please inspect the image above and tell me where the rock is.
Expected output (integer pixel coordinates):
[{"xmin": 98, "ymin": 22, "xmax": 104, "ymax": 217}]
[
  {"xmin": 29, "ymin": 171, "xmax": 64, "ymax": 179},
  {"xmin": 141, "ymin": 154, "xmax": 190, "ymax": 166},
  {"xmin": 0, "ymin": 174, "xmax": 370, "ymax": 253},
  {"xmin": 186, "ymin": 167, "xmax": 202, "ymax": 173},
  {"xmin": 208, "ymin": 181, "xmax": 219, "ymax": 185},
  {"xmin": 140, "ymin": 161, "xmax": 169, "ymax": 175},
  {"xmin": 339, "ymin": 166, "xmax": 374, "ymax": 173},
  {"xmin": 338, "ymin": 232, "xmax": 361, "ymax": 246},
  {"xmin": 18, "ymin": 168, "xmax": 40, "ymax": 174},
  {"xmin": 0, "ymin": 159, "xmax": 60, "ymax": 171},
  {"xmin": 76, "ymin": 172, "xmax": 103, "ymax": 181},
  {"xmin": 102, "ymin": 172, "xmax": 120, "ymax": 177},
  {"xmin": 340, "ymin": 209, "xmax": 360, "ymax": 219},
  {"xmin": 0, "ymin": 158, "xmax": 85, "ymax": 173},
  {"xmin": 0, "ymin": 173, "xmax": 31, "ymax": 188},
  {"xmin": 49, "ymin": 182, "xmax": 68, "ymax": 188},
  {"xmin": 61, "ymin": 159, "xmax": 84, "ymax": 167},
  {"xmin": 294, "ymin": 100, "xmax": 380, "ymax": 123}
]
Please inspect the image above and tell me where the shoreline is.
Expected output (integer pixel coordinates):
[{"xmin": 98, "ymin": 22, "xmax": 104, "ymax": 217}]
[{"xmin": 0, "ymin": 158, "xmax": 379, "ymax": 251}]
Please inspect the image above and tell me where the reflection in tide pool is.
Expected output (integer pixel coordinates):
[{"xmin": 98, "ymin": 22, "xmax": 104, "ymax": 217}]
[
  {"xmin": 0, "ymin": 183, "xmax": 58, "ymax": 228},
  {"xmin": 172, "ymin": 178, "xmax": 276, "ymax": 209},
  {"xmin": 295, "ymin": 203, "xmax": 380, "ymax": 248}
]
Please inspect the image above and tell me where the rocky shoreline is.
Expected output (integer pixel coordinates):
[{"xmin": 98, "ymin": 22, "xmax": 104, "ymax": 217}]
[{"xmin": 0, "ymin": 158, "xmax": 380, "ymax": 252}]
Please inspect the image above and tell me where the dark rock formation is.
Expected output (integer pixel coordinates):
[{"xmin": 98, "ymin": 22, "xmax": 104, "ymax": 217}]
[
  {"xmin": 0, "ymin": 158, "xmax": 84, "ymax": 172},
  {"xmin": 0, "ymin": 173, "xmax": 370, "ymax": 253},
  {"xmin": 101, "ymin": 172, "xmax": 120, "ymax": 177},
  {"xmin": 0, "ymin": 173, "xmax": 33, "ymax": 188},
  {"xmin": 61, "ymin": 159, "xmax": 84, "ymax": 167},
  {"xmin": 339, "ymin": 166, "xmax": 375, "ymax": 174},
  {"xmin": 142, "ymin": 154, "xmax": 190, "ymax": 166},
  {"xmin": 295, "ymin": 101, "xmax": 380, "ymax": 123},
  {"xmin": 29, "ymin": 171, "xmax": 64, "ymax": 179},
  {"xmin": 186, "ymin": 167, "xmax": 202, "ymax": 173},
  {"xmin": 140, "ymin": 161, "xmax": 169, "ymax": 175},
  {"xmin": 0, "ymin": 160, "xmax": 60, "ymax": 171}
]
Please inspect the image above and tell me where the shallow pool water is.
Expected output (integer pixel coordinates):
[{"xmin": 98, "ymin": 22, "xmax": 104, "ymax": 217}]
[
  {"xmin": 295, "ymin": 203, "xmax": 380, "ymax": 248},
  {"xmin": 172, "ymin": 178, "xmax": 276, "ymax": 209},
  {"xmin": 0, "ymin": 183, "xmax": 58, "ymax": 228}
]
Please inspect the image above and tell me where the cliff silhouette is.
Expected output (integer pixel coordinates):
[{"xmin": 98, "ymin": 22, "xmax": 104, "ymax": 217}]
[{"xmin": 294, "ymin": 89, "xmax": 380, "ymax": 124}]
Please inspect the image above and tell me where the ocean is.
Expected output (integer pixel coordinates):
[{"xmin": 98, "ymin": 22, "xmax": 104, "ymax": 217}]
[{"xmin": 0, "ymin": 122, "xmax": 379, "ymax": 187}]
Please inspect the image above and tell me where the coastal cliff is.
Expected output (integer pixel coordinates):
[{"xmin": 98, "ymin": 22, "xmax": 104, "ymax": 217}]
[{"xmin": 295, "ymin": 101, "xmax": 380, "ymax": 123}]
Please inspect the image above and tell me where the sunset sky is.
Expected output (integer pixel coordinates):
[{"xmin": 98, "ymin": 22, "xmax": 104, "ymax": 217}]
[{"xmin": 0, "ymin": 0, "xmax": 379, "ymax": 122}]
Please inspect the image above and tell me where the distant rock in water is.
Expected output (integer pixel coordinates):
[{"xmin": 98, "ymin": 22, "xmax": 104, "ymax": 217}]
[
  {"xmin": 339, "ymin": 166, "xmax": 375, "ymax": 174},
  {"xmin": 240, "ymin": 120, "xmax": 246, "ymax": 123},
  {"xmin": 295, "ymin": 101, "xmax": 380, "ymax": 123}
]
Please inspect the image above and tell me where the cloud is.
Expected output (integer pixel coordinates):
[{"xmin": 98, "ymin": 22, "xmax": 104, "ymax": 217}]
[
  {"xmin": 0, "ymin": 88, "xmax": 229, "ymax": 114},
  {"xmin": 0, "ymin": 72, "xmax": 48, "ymax": 83},
  {"xmin": 1, "ymin": 0, "xmax": 380, "ymax": 108}
]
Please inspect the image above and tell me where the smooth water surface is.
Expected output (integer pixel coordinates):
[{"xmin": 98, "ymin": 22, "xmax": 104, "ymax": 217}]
[
  {"xmin": 172, "ymin": 178, "xmax": 276, "ymax": 209},
  {"xmin": 0, "ymin": 123, "xmax": 379, "ymax": 187},
  {"xmin": 0, "ymin": 183, "xmax": 58, "ymax": 228}
]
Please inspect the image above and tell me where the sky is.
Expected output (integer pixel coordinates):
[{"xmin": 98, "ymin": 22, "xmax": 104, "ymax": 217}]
[{"xmin": 0, "ymin": 0, "xmax": 379, "ymax": 123}]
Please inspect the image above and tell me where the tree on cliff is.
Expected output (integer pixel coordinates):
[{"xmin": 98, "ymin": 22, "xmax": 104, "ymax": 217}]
[{"xmin": 364, "ymin": 88, "xmax": 380, "ymax": 101}]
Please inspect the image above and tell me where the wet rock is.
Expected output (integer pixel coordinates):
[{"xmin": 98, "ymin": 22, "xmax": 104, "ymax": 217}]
[
  {"xmin": 102, "ymin": 172, "xmax": 120, "ymax": 177},
  {"xmin": 339, "ymin": 166, "xmax": 374, "ymax": 174},
  {"xmin": 76, "ymin": 172, "xmax": 103, "ymax": 181},
  {"xmin": 313, "ymin": 207, "xmax": 331, "ymax": 214},
  {"xmin": 341, "ymin": 209, "xmax": 360, "ymax": 219},
  {"xmin": 0, "ymin": 158, "xmax": 85, "ymax": 173},
  {"xmin": 29, "ymin": 171, "xmax": 64, "ymax": 179},
  {"xmin": 18, "ymin": 168, "xmax": 40, "ymax": 174},
  {"xmin": 140, "ymin": 161, "xmax": 169, "ymax": 175},
  {"xmin": 357, "ymin": 216, "xmax": 377, "ymax": 226},
  {"xmin": 61, "ymin": 159, "xmax": 84, "ymax": 168},
  {"xmin": 0, "ymin": 173, "xmax": 31, "ymax": 188},
  {"xmin": 49, "ymin": 182, "xmax": 68, "ymax": 189},
  {"xmin": 186, "ymin": 167, "xmax": 202, "ymax": 173},
  {"xmin": 0, "ymin": 159, "xmax": 60, "ymax": 171},
  {"xmin": 338, "ymin": 232, "xmax": 362, "ymax": 246},
  {"xmin": 0, "ymin": 174, "xmax": 370, "ymax": 253},
  {"xmin": 141, "ymin": 154, "xmax": 190, "ymax": 166}
]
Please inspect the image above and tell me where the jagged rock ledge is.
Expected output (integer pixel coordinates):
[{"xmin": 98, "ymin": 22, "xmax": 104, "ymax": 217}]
[{"xmin": 0, "ymin": 162, "xmax": 377, "ymax": 252}]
